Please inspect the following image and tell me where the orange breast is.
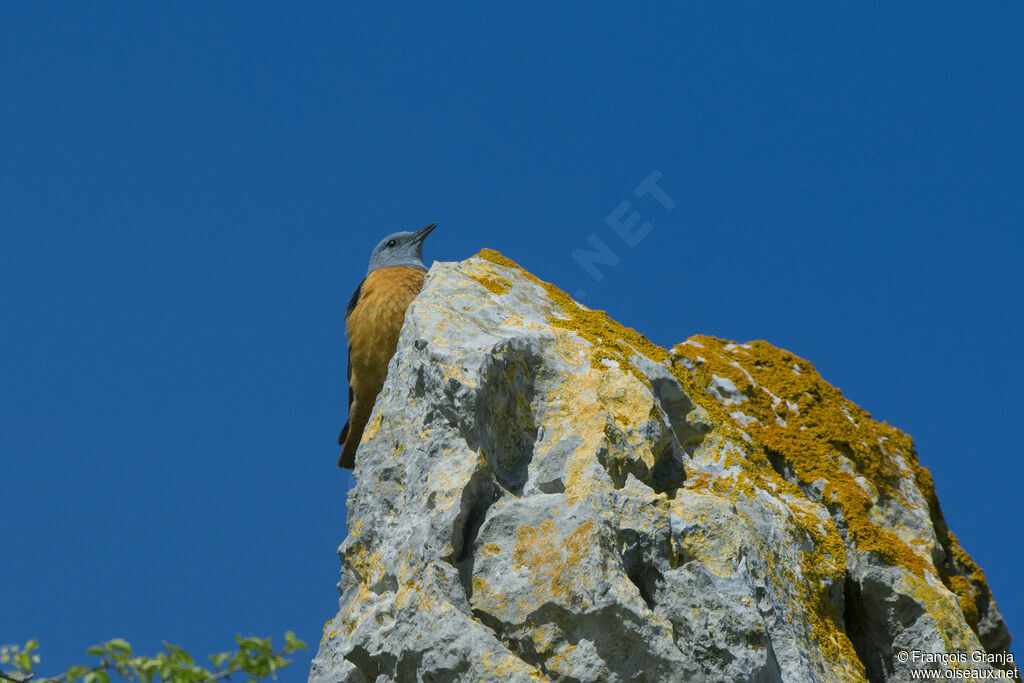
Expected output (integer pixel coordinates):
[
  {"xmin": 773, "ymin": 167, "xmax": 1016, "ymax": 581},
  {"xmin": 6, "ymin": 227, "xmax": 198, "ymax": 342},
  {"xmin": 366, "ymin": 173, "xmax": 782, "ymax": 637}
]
[{"xmin": 346, "ymin": 266, "xmax": 428, "ymax": 398}]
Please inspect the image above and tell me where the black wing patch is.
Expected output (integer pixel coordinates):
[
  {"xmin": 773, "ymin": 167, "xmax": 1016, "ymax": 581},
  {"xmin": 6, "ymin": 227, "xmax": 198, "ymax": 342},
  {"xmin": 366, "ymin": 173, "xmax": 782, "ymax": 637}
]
[
  {"xmin": 338, "ymin": 348, "xmax": 354, "ymax": 445},
  {"xmin": 339, "ymin": 280, "xmax": 363, "ymax": 446},
  {"xmin": 345, "ymin": 279, "xmax": 364, "ymax": 323}
]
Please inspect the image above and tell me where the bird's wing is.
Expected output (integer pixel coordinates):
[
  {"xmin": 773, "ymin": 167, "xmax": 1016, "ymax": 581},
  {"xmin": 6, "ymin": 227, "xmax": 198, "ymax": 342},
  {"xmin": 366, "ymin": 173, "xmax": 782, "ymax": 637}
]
[
  {"xmin": 339, "ymin": 279, "xmax": 364, "ymax": 446},
  {"xmin": 344, "ymin": 279, "xmax": 364, "ymax": 323},
  {"xmin": 338, "ymin": 350, "xmax": 353, "ymax": 446}
]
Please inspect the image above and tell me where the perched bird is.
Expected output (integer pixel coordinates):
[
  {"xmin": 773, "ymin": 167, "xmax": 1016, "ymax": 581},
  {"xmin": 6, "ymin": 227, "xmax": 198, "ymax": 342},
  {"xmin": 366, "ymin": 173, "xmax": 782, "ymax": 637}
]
[{"xmin": 338, "ymin": 223, "xmax": 437, "ymax": 469}]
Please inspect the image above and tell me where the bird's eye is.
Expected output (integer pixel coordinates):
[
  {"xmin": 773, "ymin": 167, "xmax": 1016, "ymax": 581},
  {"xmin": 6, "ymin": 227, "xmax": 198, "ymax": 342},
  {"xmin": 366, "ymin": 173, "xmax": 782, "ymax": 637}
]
[{"xmin": 386, "ymin": 239, "xmax": 397, "ymax": 248}]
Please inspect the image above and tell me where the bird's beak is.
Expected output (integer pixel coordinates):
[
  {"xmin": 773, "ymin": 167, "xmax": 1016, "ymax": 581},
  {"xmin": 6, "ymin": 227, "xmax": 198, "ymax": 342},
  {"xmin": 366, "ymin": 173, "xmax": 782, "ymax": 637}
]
[{"xmin": 411, "ymin": 222, "xmax": 437, "ymax": 244}]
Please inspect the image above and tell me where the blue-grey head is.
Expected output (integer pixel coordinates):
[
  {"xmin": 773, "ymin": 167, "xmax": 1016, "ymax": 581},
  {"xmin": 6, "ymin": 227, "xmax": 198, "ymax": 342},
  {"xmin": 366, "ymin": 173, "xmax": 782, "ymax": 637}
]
[{"xmin": 366, "ymin": 222, "xmax": 437, "ymax": 275}]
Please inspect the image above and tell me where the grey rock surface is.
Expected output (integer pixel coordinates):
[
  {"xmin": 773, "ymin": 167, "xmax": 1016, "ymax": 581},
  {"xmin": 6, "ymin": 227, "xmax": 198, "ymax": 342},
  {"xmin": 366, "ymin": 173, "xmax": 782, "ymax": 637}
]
[{"xmin": 310, "ymin": 251, "xmax": 1013, "ymax": 682}]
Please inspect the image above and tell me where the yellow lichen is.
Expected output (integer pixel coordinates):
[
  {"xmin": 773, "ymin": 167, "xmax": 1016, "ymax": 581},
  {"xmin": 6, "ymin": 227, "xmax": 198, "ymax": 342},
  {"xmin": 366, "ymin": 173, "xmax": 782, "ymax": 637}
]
[
  {"xmin": 507, "ymin": 518, "xmax": 600, "ymax": 613},
  {"xmin": 361, "ymin": 412, "xmax": 383, "ymax": 443},
  {"xmin": 480, "ymin": 651, "xmax": 546, "ymax": 679},
  {"xmin": 335, "ymin": 583, "xmax": 375, "ymax": 641},
  {"xmin": 669, "ymin": 334, "xmax": 999, "ymax": 649},
  {"xmin": 476, "ymin": 249, "xmax": 738, "ymax": 440},
  {"xmin": 347, "ymin": 543, "xmax": 385, "ymax": 586},
  {"xmin": 472, "ymin": 274, "xmax": 512, "ymax": 295},
  {"xmin": 476, "ymin": 250, "xmax": 865, "ymax": 674}
]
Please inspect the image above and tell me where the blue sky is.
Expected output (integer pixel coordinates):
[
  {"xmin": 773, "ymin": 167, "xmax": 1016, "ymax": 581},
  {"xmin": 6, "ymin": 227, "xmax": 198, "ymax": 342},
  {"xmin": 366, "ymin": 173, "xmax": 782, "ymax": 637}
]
[{"xmin": 2, "ymin": 3, "xmax": 1020, "ymax": 677}]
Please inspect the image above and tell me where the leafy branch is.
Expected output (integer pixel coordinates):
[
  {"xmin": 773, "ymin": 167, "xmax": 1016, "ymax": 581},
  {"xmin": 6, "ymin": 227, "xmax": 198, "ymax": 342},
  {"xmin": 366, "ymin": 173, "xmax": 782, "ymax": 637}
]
[{"xmin": 0, "ymin": 633, "xmax": 306, "ymax": 683}]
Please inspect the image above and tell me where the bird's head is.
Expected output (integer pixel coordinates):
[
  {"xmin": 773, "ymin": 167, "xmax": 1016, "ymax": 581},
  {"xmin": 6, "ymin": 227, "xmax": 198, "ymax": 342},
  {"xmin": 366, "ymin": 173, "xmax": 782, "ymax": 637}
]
[{"xmin": 366, "ymin": 222, "xmax": 437, "ymax": 275}]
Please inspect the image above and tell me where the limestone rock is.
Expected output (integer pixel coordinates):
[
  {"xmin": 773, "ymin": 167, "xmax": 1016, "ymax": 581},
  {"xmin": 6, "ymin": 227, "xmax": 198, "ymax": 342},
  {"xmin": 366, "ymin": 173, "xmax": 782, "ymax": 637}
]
[{"xmin": 309, "ymin": 250, "xmax": 1014, "ymax": 682}]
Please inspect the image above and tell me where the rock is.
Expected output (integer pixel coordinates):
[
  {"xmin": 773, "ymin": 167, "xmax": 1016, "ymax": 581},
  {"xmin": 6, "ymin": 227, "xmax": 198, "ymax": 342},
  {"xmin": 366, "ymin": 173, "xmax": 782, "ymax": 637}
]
[{"xmin": 309, "ymin": 250, "xmax": 1014, "ymax": 682}]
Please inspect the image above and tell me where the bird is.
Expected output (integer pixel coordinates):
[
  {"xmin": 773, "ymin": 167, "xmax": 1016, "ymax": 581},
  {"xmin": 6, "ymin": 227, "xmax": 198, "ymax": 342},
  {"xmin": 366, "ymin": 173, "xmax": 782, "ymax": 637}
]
[{"xmin": 338, "ymin": 222, "xmax": 437, "ymax": 469}]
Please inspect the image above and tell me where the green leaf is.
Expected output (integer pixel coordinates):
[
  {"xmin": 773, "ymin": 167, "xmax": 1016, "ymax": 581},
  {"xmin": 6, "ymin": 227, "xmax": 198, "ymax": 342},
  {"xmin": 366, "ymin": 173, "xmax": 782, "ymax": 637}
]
[
  {"xmin": 0, "ymin": 633, "xmax": 301, "ymax": 683},
  {"xmin": 105, "ymin": 638, "xmax": 131, "ymax": 655},
  {"xmin": 284, "ymin": 631, "xmax": 307, "ymax": 652},
  {"xmin": 165, "ymin": 641, "xmax": 193, "ymax": 665},
  {"xmin": 15, "ymin": 651, "xmax": 32, "ymax": 672},
  {"xmin": 209, "ymin": 652, "xmax": 230, "ymax": 669},
  {"xmin": 136, "ymin": 658, "xmax": 158, "ymax": 683}
]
